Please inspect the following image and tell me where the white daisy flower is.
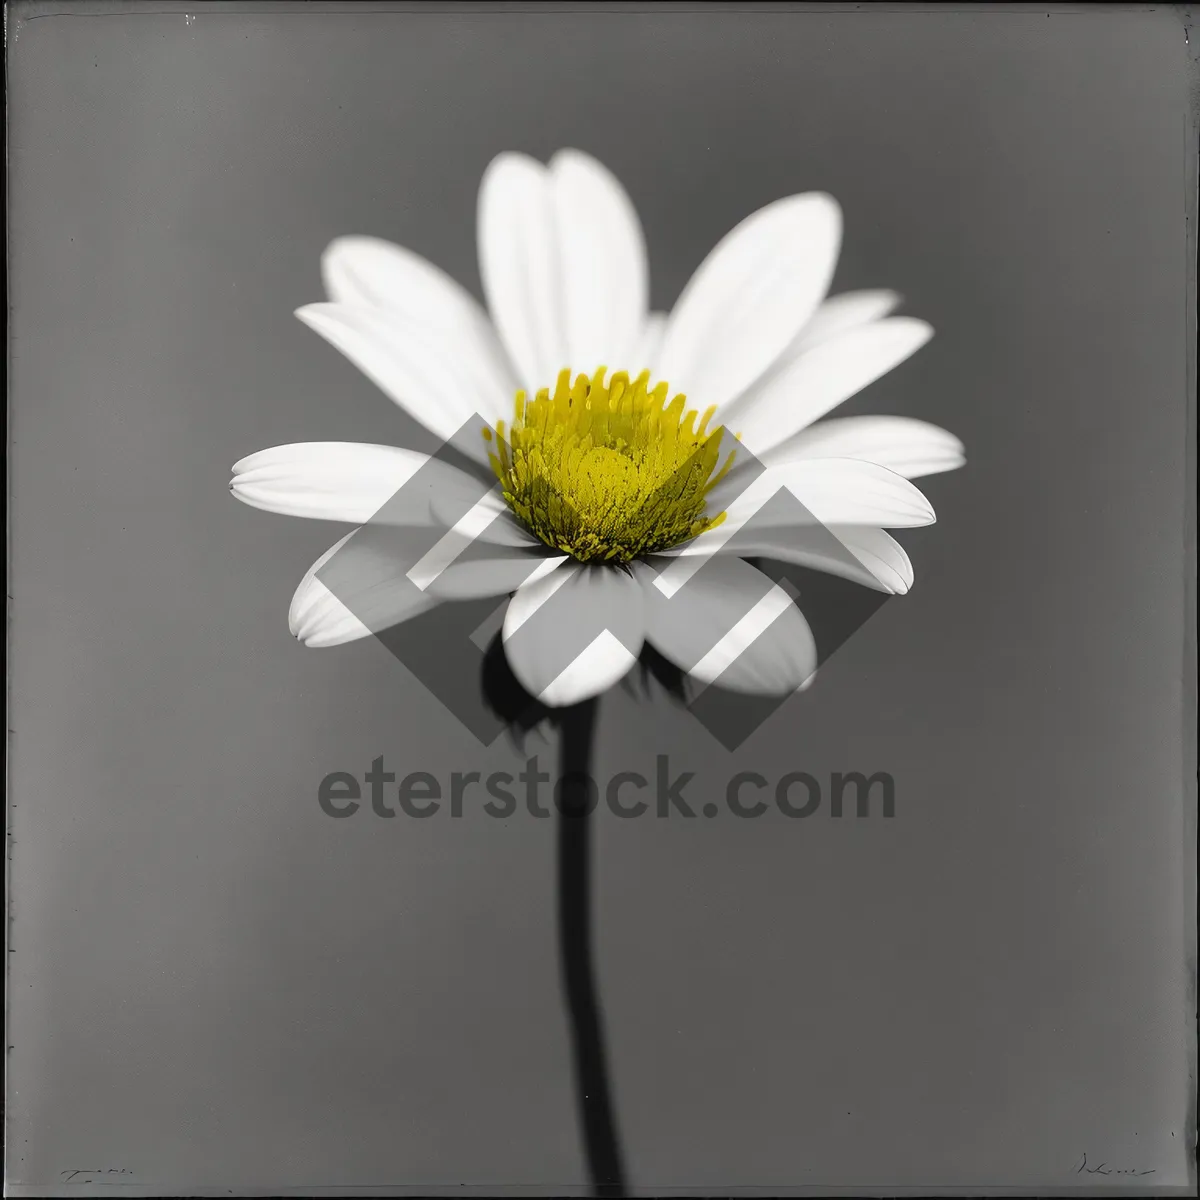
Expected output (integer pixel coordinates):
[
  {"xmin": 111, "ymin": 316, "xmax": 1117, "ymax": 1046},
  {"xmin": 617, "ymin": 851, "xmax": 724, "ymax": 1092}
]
[{"xmin": 232, "ymin": 150, "xmax": 964, "ymax": 708}]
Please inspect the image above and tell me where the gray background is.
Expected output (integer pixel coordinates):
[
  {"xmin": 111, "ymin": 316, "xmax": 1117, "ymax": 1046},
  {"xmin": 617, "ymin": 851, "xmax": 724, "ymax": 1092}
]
[{"xmin": 7, "ymin": 3, "xmax": 1195, "ymax": 1194}]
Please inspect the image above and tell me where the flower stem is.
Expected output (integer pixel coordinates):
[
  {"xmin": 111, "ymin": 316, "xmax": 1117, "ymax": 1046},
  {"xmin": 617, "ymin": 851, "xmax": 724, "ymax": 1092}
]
[{"xmin": 556, "ymin": 697, "xmax": 627, "ymax": 1197}]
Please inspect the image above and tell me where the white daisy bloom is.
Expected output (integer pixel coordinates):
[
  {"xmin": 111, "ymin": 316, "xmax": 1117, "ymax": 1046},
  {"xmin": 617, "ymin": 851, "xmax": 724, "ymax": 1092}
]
[{"xmin": 232, "ymin": 150, "xmax": 964, "ymax": 707}]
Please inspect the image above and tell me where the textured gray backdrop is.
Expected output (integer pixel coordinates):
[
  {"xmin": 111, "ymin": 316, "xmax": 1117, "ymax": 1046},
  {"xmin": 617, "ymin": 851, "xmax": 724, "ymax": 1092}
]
[{"xmin": 7, "ymin": 3, "xmax": 1195, "ymax": 1195}]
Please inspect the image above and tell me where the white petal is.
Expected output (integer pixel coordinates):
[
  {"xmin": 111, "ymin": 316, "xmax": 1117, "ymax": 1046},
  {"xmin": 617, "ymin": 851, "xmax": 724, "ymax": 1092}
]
[
  {"xmin": 289, "ymin": 533, "xmax": 369, "ymax": 647},
  {"xmin": 726, "ymin": 317, "xmax": 934, "ymax": 454},
  {"xmin": 320, "ymin": 235, "xmax": 518, "ymax": 393},
  {"xmin": 289, "ymin": 527, "xmax": 448, "ymax": 647},
  {"xmin": 819, "ymin": 527, "xmax": 914, "ymax": 595},
  {"xmin": 657, "ymin": 459, "xmax": 930, "ymax": 599},
  {"xmin": 419, "ymin": 546, "xmax": 568, "ymax": 601},
  {"xmin": 708, "ymin": 458, "xmax": 936, "ymax": 530},
  {"xmin": 425, "ymin": 489, "xmax": 545, "ymax": 548},
  {"xmin": 785, "ymin": 289, "xmax": 900, "ymax": 357},
  {"xmin": 295, "ymin": 302, "xmax": 511, "ymax": 449},
  {"xmin": 541, "ymin": 631, "xmax": 641, "ymax": 708},
  {"xmin": 655, "ymin": 193, "xmax": 842, "ymax": 412},
  {"xmin": 761, "ymin": 415, "xmax": 966, "ymax": 479},
  {"xmin": 657, "ymin": 524, "xmax": 913, "ymax": 595},
  {"xmin": 631, "ymin": 311, "xmax": 668, "ymax": 374},
  {"xmin": 477, "ymin": 152, "xmax": 565, "ymax": 395},
  {"xmin": 638, "ymin": 558, "xmax": 817, "ymax": 694},
  {"xmin": 502, "ymin": 563, "xmax": 644, "ymax": 705},
  {"xmin": 231, "ymin": 442, "xmax": 478, "ymax": 524},
  {"xmin": 477, "ymin": 151, "xmax": 650, "ymax": 395},
  {"xmin": 549, "ymin": 149, "xmax": 649, "ymax": 375}
]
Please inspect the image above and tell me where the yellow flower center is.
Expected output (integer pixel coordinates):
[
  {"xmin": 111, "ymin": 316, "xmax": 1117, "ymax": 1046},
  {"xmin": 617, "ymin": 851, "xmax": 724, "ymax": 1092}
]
[{"xmin": 486, "ymin": 367, "xmax": 735, "ymax": 563}]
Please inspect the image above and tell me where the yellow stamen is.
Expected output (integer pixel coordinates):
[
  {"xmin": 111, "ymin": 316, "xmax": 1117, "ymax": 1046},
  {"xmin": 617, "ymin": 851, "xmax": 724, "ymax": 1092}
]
[{"xmin": 487, "ymin": 367, "xmax": 734, "ymax": 564}]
